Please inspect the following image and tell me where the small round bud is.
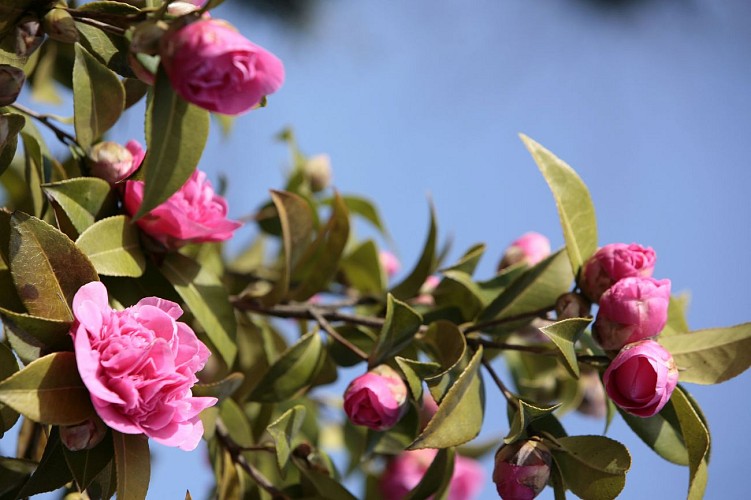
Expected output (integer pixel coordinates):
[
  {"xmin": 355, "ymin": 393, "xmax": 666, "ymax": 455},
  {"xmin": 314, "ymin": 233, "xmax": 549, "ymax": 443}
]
[
  {"xmin": 0, "ymin": 65, "xmax": 25, "ymax": 106},
  {"xmin": 343, "ymin": 364, "xmax": 408, "ymax": 431},
  {"xmin": 498, "ymin": 232, "xmax": 551, "ymax": 272},
  {"xmin": 379, "ymin": 250, "xmax": 400, "ymax": 279},
  {"xmin": 42, "ymin": 8, "xmax": 79, "ymax": 44},
  {"xmin": 303, "ymin": 154, "xmax": 332, "ymax": 192},
  {"xmin": 493, "ymin": 440, "xmax": 552, "ymax": 500},
  {"xmin": 554, "ymin": 292, "xmax": 591, "ymax": 320},
  {"xmin": 15, "ymin": 17, "xmax": 45, "ymax": 58},
  {"xmin": 88, "ymin": 140, "xmax": 143, "ymax": 184},
  {"xmin": 129, "ymin": 20, "xmax": 169, "ymax": 56},
  {"xmin": 60, "ymin": 417, "xmax": 107, "ymax": 451}
]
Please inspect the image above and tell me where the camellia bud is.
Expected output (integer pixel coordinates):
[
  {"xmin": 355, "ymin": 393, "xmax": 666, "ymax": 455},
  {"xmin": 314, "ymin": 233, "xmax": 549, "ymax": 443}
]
[
  {"xmin": 555, "ymin": 292, "xmax": 591, "ymax": 320},
  {"xmin": 498, "ymin": 232, "xmax": 551, "ymax": 271},
  {"xmin": 593, "ymin": 276, "xmax": 671, "ymax": 351},
  {"xmin": 0, "ymin": 65, "xmax": 25, "ymax": 106},
  {"xmin": 60, "ymin": 417, "xmax": 107, "ymax": 451},
  {"xmin": 88, "ymin": 140, "xmax": 144, "ymax": 184},
  {"xmin": 167, "ymin": 1, "xmax": 205, "ymax": 17},
  {"xmin": 580, "ymin": 243, "xmax": 656, "ymax": 302},
  {"xmin": 379, "ymin": 250, "xmax": 401, "ymax": 279},
  {"xmin": 603, "ymin": 340, "xmax": 679, "ymax": 417},
  {"xmin": 43, "ymin": 8, "xmax": 79, "ymax": 44},
  {"xmin": 15, "ymin": 16, "xmax": 45, "ymax": 58},
  {"xmin": 129, "ymin": 20, "xmax": 169, "ymax": 56},
  {"xmin": 303, "ymin": 154, "xmax": 332, "ymax": 192},
  {"xmin": 493, "ymin": 439, "xmax": 552, "ymax": 500},
  {"xmin": 343, "ymin": 364, "xmax": 408, "ymax": 431}
]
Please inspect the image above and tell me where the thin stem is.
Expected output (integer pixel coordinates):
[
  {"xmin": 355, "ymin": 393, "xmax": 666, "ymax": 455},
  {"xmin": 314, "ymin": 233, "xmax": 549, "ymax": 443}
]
[
  {"xmin": 215, "ymin": 419, "xmax": 289, "ymax": 499},
  {"xmin": 309, "ymin": 307, "xmax": 369, "ymax": 361},
  {"xmin": 469, "ymin": 338, "xmax": 557, "ymax": 356},
  {"xmin": 69, "ymin": 16, "xmax": 127, "ymax": 36},
  {"xmin": 233, "ymin": 298, "xmax": 389, "ymax": 331},
  {"xmin": 462, "ymin": 305, "xmax": 555, "ymax": 334},
  {"xmin": 480, "ymin": 356, "xmax": 514, "ymax": 401},
  {"xmin": 10, "ymin": 102, "xmax": 84, "ymax": 155}
]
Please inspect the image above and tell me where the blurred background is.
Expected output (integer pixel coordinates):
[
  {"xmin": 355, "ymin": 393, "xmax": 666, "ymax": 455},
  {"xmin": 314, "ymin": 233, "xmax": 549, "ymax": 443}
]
[{"xmin": 9, "ymin": 0, "xmax": 751, "ymax": 498}]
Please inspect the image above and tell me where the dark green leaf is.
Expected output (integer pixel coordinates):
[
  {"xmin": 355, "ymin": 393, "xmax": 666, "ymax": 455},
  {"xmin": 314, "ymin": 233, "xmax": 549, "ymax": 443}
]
[
  {"xmin": 328, "ymin": 325, "xmax": 377, "ymax": 368},
  {"xmin": 539, "ymin": 317, "xmax": 592, "ymax": 378},
  {"xmin": 339, "ymin": 240, "xmax": 386, "ymax": 295},
  {"xmin": 0, "ymin": 352, "xmax": 95, "ymax": 425},
  {"xmin": 76, "ymin": 215, "xmax": 146, "ymax": 277},
  {"xmin": 658, "ymin": 323, "xmax": 751, "ymax": 384},
  {"xmin": 134, "ymin": 68, "xmax": 209, "ymax": 218},
  {"xmin": 43, "ymin": 177, "xmax": 116, "ymax": 237},
  {"xmin": 395, "ymin": 356, "xmax": 441, "ymax": 402},
  {"xmin": 2, "ymin": 312, "xmax": 72, "ymax": 364},
  {"xmin": 434, "ymin": 269, "xmax": 483, "ymax": 321},
  {"xmin": 506, "ymin": 398, "xmax": 561, "ymax": 443},
  {"xmin": 63, "ymin": 428, "xmax": 114, "ymax": 491},
  {"xmin": 0, "ymin": 112, "xmax": 25, "ymax": 176},
  {"xmin": 17, "ymin": 428, "xmax": 73, "ymax": 497},
  {"xmin": 73, "ymin": 43, "xmax": 125, "ymax": 149},
  {"xmin": 20, "ymin": 131, "xmax": 45, "ymax": 218},
  {"xmin": 9, "ymin": 211, "xmax": 98, "ymax": 321},
  {"xmin": 369, "ymin": 294, "xmax": 423, "ymax": 367},
  {"xmin": 160, "ymin": 252, "xmax": 237, "ymax": 367},
  {"xmin": 113, "ymin": 431, "xmax": 150, "ymax": 500},
  {"xmin": 390, "ymin": 204, "xmax": 437, "ymax": 301},
  {"xmin": 267, "ymin": 405, "xmax": 307, "ymax": 471},
  {"xmin": 0, "ymin": 456, "xmax": 37, "ymax": 498},
  {"xmin": 420, "ymin": 321, "xmax": 469, "ymax": 403},
  {"xmin": 521, "ymin": 134, "xmax": 597, "ymax": 275},
  {"xmin": 0, "ymin": 342, "xmax": 20, "ymax": 436},
  {"xmin": 551, "ymin": 435, "xmax": 631, "ymax": 500},
  {"xmin": 192, "ymin": 373, "xmax": 244, "ymax": 403},
  {"xmin": 249, "ymin": 330, "xmax": 325, "ymax": 402},
  {"xmin": 410, "ymin": 346, "xmax": 484, "ymax": 449},
  {"xmin": 292, "ymin": 451, "xmax": 358, "ymax": 500}
]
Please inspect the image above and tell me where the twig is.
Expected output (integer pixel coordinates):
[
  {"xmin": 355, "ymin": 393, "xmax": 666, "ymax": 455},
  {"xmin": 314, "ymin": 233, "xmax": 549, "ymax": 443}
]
[
  {"xmin": 69, "ymin": 16, "xmax": 127, "ymax": 36},
  {"xmin": 309, "ymin": 307, "xmax": 369, "ymax": 361},
  {"xmin": 10, "ymin": 102, "xmax": 84, "ymax": 155},
  {"xmin": 462, "ymin": 305, "xmax": 555, "ymax": 334},
  {"xmin": 233, "ymin": 298, "xmax": 389, "ymax": 331},
  {"xmin": 480, "ymin": 355, "xmax": 515, "ymax": 401},
  {"xmin": 215, "ymin": 419, "xmax": 289, "ymax": 499},
  {"xmin": 469, "ymin": 338, "xmax": 557, "ymax": 356}
]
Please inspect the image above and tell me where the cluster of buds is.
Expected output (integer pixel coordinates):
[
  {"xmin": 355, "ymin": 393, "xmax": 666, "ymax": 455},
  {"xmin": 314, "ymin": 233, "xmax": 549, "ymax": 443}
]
[{"xmin": 581, "ymin": 243, "xmax": 679, "ymax": 417}]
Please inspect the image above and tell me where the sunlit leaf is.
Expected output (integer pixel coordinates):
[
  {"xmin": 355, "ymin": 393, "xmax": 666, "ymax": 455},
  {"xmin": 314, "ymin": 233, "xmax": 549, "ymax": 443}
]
[
  {"xmin": 42, "ymin": 177, "xmax": 116, "ymax": 237},
  {"xmin": 267, "ymin": 405, "xmax": 307, "ymax": 471},
  {"xmin": 539, "ymin": 317, "xmax": 592, "ymax": 378},
  {"xmin": 506, "ymin": 398, "xmax": 561, "ymax": 444},
  {"xmin": 369, "ymin": 294, "xmax": 422, "ymax": 367},
  {"xmin": 671, "ymin": 386, "xmax": 710, "ymax": 500},
  {"xmin": 76, "ymin": 215, "xmax": 145, "ymax": 277},
  {"xmin": 0, "ymin": 342, "xmax": 20, "ymax": 436}
]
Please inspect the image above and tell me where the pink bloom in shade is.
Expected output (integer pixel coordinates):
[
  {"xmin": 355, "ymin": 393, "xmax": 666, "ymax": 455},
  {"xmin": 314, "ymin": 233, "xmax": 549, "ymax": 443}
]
[
  {"xmin": 603, "ymin": 340, "xmax": 679, "ymax": 417},
  {"xmin": 379, "ymin": 250, "xmax": 401, "ymax": 279},
  {"xmin": 380, "ymin": 449, "xmax": 484, "ymax": 500},
  {"xmin": 593, "ymin": 276, "xmax": 671, "ymax": 351},
  {"xmin": 70, "ymin": 282, "xmax": 217, "ymax": 450},
  {"xmin": 581, "ymin": 243, "xmax": 656, "ymax": 302},
  {"xmin": 343, "ymin": 365, "xmax": 407, "ymax": 431},
  {"xmin": 159, "ymin": 19, "xmax": 284, "ymax": 115},
  {"xmin": 499, "ymin": 232, "xmax": 551, "ymax": 271},
  {"xmin": 493, "ymin": 440, "xmax": 552, "ymax": 500},
  {"xmin": 413, "ymin": 275, "xmax": 441, "ymax": 306},
  {"xmin": 123, "ymin": 169, "xmax": 242, "ymax": 250}
]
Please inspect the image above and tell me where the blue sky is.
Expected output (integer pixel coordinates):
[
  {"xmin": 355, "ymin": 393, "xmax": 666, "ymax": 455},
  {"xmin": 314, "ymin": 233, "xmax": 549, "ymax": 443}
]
[{"xmin": 6, "ymin": 0, "xmax": 751, "ymax": 498}]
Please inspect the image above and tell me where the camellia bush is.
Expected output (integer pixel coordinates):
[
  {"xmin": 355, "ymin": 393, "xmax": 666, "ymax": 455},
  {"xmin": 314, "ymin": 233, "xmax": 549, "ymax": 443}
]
[{"xmin": 0, "ymin": 1, "xmax": 750, "ymax": 499}]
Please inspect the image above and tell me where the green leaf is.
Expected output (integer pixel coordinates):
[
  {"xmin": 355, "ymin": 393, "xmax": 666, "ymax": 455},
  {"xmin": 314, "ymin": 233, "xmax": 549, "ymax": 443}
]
[
  {"xmin": 521, "ymin": 134, "xmax": 597, "ymax": 275},
  {"xmin": 539, "ymin": 317, "xmax": 592, "ymax": 378},
  {"xmin": 42, "ymin": 177, "xmax": 116, "ymax": 237},
  {"xmin": 0, "ymin": 112, "xmax": 25, "ymax": 176},
  {"xmin": 0, "ymin": 342, "xmax": 20, "ymax": 436},
  {"xmin": 478, "ymin": 249, "xmax": 573, "ymax": 324},
  {"xmin": 0, "ymin": 352, "xmax": 95, "ymax": 425},
  {"xmin": 219, "ymin": 398, "xmax": 253, "ymax": 447},
  {"xmin": 618, "ymin": 402, "xmax": 688, "ymax": 466},
  {"xmin": 551, "ymin": 435, "xmax": 631, "ymax": 500},
  {"xmin": 0, "ymin": 456, "xmax": 36, "ymax": 498},
  {"xmin": 671, "ymin": 386, "xmax": 710, "ymax": 500},
  {"xmin": 192, "ymin": 372, "xmax": 244, "ymax": 403},
  {"xmin": 662, "ymin": 294, "xmax": 691, "ymax": 336},
  {"xmin": 9, "ymin": 211, "xmax": 99, "ymax": 321},
  {"xmin": 395, "ymin": 356, "xmax": 441, "ymax": 402},
  {"xmin": 113, "ymin": 431, "xmax": 150, "ymax": 500},
  {"xmin": 292, "ymin": 452, "xmax": 358, "ymax": 500},
  {"xmin": 73, "ymin": 43, "xmax": 125, "ymax": 149},
  {"xmin": 63, "ymin": 428, "xmax": 114, "ymax": 491},
  {"xmin": 0, "ymin": 310, "xmax": 73, "ymax": 363},
  {"xmin": 267, "ymin": 405, "xmax": 307, "ymax": 471},
  {"xmin": 17, "ymin": 429, "xmax": 73, "ymax": 497},
  {"xmin": 290, "ymin": 191, "xmax": 350, "ymax": 300},
  {"xmin": 390, "ymin": 204, "xmax": 437, "ymax": 300},
  {"xmin": 76, "ymin": 19, "xmax": 132, "ymax": 75},
  {"xmin": 405, "ymin": 447, "xmax": 455, "ymax": 500},
  {"xmin": 435, "ymin": 269, "xmax": 484, "ymax": 320},
  {"xmin": 369, "ymin": 294, "xmax": 423, "ymax": 367},
  {"xmin": 249, "ymin": 330, "xmax": 325, "ymax": 402},
  {"xmin": 658, "ymin": 323, "xmax": 751, "ymax": 384},
  {"xmin": 328, "ymin": 325, "xmax": 377, "ymax": 368},
  {"xmin": 160, "ymin": 252, "xmax": 237, "ymax": 367},
  {"xmin": 76, "ymin": 215, "xmax": 146, "ymax": 277},
  {"xmin": 338, "ymin": 195, "xmax": 389, "ymax": 236},
  {"xmin": 20, "ymin": 131, "xmax": 45, "ymax": 218},
  {"xmin": 506, "ymin": 398, "xmax": 561, "ymax": 443},
  {"xmin": 410, "ymin": 346, "xmax": 485, "ymax": 449},
  {"xmin": 420, "ymin": 321, "xmax": 469, "ymax": 403},
  {"xmin": 135, "ymin": 68, "xmax": 209, "ymax": 218},
  {"xmin": 339, "ymin": 240, "xmax": 386, "ymax": 295}
]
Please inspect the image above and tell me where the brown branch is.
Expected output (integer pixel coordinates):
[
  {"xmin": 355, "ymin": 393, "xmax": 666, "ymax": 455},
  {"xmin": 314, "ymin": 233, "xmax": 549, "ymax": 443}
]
[
  {"xmin": 232, "ymin": 298, "xmax": 388, "ymax": 331},
  {"xmin": 309, "ymin": 307, "xmax": 369, "ymax": 361},
  {"xmin": 480, "ymin": 355, "xmax": 515, "ymax": 401},
  {"xmin": 462, "ymin": 305, "xmax": 555, "ymax": 334},
  {"xmin": 10, "ymin": 103, "xmax": 84, "ymax": 155}
]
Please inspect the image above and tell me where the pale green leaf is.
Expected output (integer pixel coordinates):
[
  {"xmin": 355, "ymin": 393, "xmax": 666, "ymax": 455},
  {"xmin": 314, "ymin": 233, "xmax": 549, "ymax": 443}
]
[
  {"xmin": 42, "ymin": 177, "xmax": 116, "ymax": 237},
  {"xmin": 539, "ymin": 317, "xmax": 592, "ymax": 378},
  {"xmin": 671, "ymin": 386, "xmax": 710, "ymax": 500},
  {"xmin": 76, "ymin": 215, "xmax": 146, "ymax": 277}
]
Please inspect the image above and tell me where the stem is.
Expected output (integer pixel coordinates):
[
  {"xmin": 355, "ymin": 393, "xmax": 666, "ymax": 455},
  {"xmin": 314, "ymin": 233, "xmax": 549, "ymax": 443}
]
[
  {"xmin": 215, "ymin": 419, "xmax": 289, "ymax": 499},
  {"xmin": 309, "ymin": 307, "xmax": 369, "ymax": 361},
  {"xmin": 462, "ymin": 305, "xmax": 555, "ymax": 334},
  {"xmin": 72, "ymin": 16, "xmax": 127, "ymax": 36},
  {"xmin": 480, "ymin": 356, "xmax": 514, "ymax": 401},
  {"xmin": 10, "ymin": 103, "xmax": 84, "ymax": 155},
  {"xmin": 233, "ymin": 298, "xmax": 389, "ymax": 331},
  {"xmin": 469, "ymin": 338, "xmax": 557, "ymax": 356}
]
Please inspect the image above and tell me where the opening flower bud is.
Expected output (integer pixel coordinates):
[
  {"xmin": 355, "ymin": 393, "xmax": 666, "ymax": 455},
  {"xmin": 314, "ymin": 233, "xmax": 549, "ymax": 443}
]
[
  {"xmin": 0, "ymin": 65, "xmax": 25, "ymax": 106},
  {"xmin": 43, "ymin": 8, "xmax": 79, "ymax": 44},
  {"xmin": 15, "ymin": 17, "xmax": 45, "ymax": 58},
  {"xmin": 88, "ymin": 141, "xmax": 141, "ymax": 184},
  {"xmin": 60, "ymin": 417, "xmax": 107, "ymax": 451},
  {"xmin": 555, "ymin": 292, "xmax": 591, "ymax": 320},
  {"xmin": 303, "ymin": 154, "xmax": 332, "ymax": 192},
  {"xmin": 498, "ymin": 232, "xmax": 551, "ymax": 272},
  {"xmin": 379, "ymin": 250, "xmax": 401, "ymax": 279},
  {"xmin": 343, "ymin": 364, "xmax": 408, "ymax": 431},
  {"xmin": 493, "ymin": 440, "xmax": 552, "ymax": 500}
]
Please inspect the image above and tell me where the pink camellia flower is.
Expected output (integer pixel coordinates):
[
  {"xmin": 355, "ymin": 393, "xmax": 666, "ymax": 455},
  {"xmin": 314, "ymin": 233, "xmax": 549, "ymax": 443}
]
[
  {"xmin": 88, "ymin": 140, "xmax": 145, "ymax": 184},
  {"xmin": 498, "ymin": 232, "xmax": 551, "ymax": 271},
  {"xmin": 493, "ymin": 440, "xmax": 552, "ymax": 500},
  {"xmin": 593, "ymin": 276, "xmax": 671, "ymax": 351},
  {"xmin": 159, "ymin": 18, "xmax": 284, "ymax": 115},
  {"xmin": 580, "ymin": 243, "xmax": 656, "ymax": 302},
  {"xmin": 380, "ymin": 448, "xmax": 484, "ymax": 500},
  {"xmin": 123, "ymin": 169, "xmax": 242, "ymax": 250},
  {"xmin": 70, "ymin": 281, "xmax": 217, "ymax": 450},
  {"xmin": 379, "ymin": 250, "xmax": 401, "ymax": 279},
  {"xmin": 603, "ymin": 340, "xmax": 679, "ymax": 417},
  {"xmin": 412, "ymin": 275, "xmax": 441, "ymax": 306},
  {"xmin": 343, "ymin": 365, "xmax": 408, "ymax": 431}
]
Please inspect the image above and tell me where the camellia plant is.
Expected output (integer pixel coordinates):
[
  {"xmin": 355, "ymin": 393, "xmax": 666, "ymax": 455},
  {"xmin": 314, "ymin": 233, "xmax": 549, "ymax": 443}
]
[{"xmin": 0, "ymin": 1, "xmax": 750, "ymax": 499}]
